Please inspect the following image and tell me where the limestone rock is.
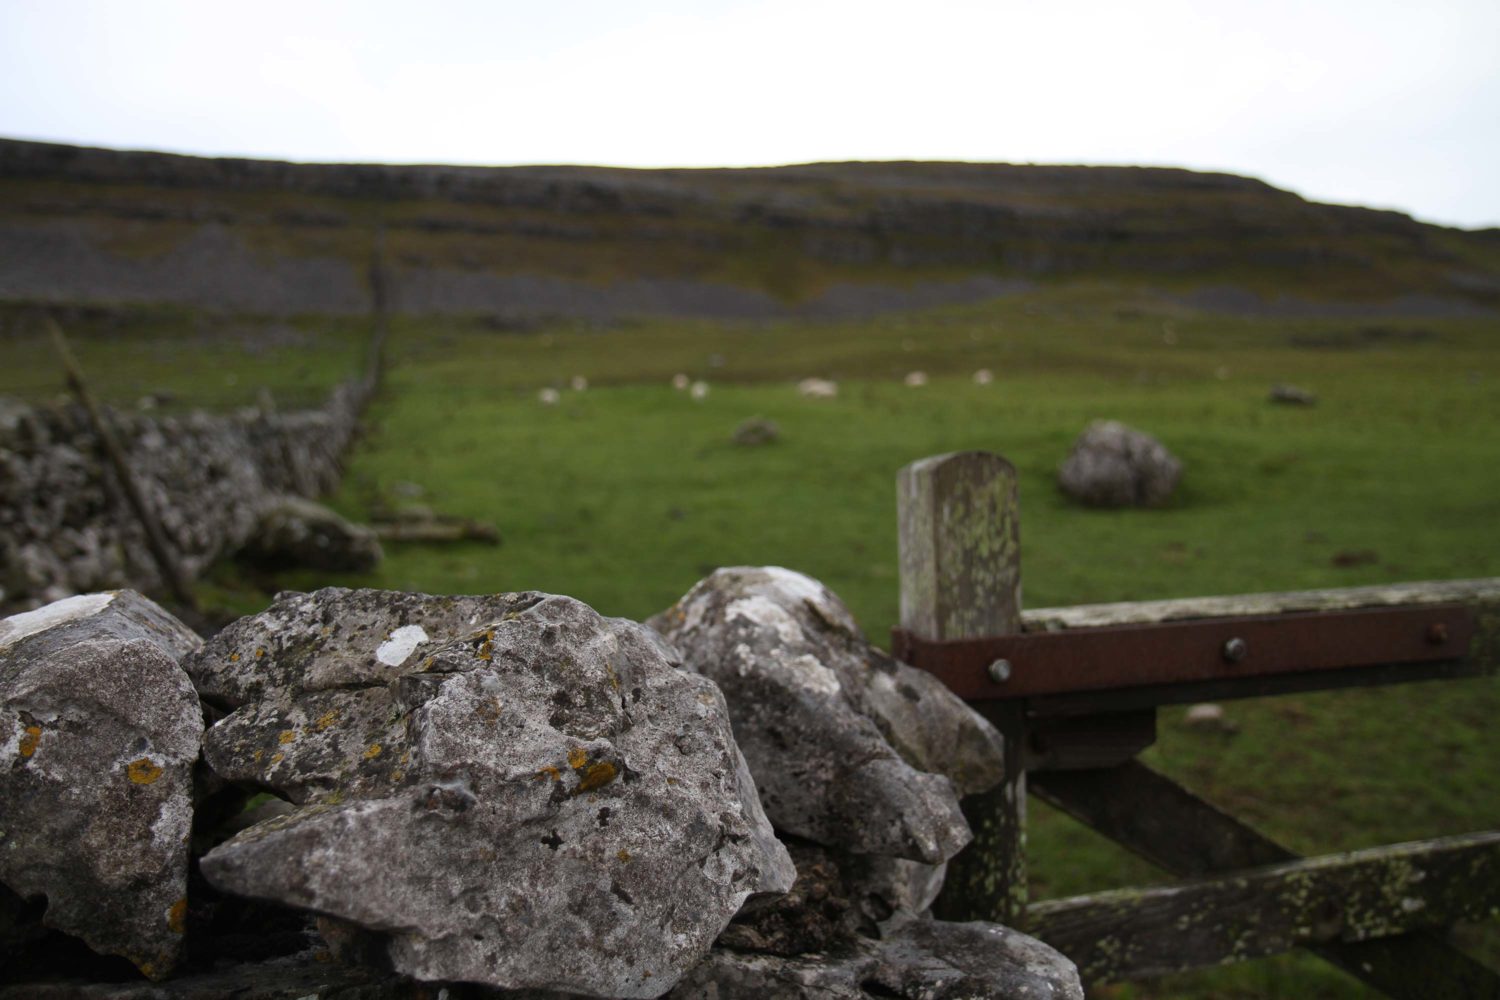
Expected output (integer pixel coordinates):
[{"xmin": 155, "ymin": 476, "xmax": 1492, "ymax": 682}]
[
  {"xmin": 242, "ymin": 495, "xmax": 382, "ymax": 573},
  {"xmin": 1269, "ymin": 382, "xmax": 1318, "ymax": 405},
  {"xmin": 719, "ymin": 839, "xmax": 946, "ymax": 956},
  {"xmin": 0, "ymin": 591, "xmax": 203, "ymax": 979},
  {"xmin": 670, "ymin": 916, "xmax": 1084, "ymax": 999},
  {"xmin": 191, "ymin": 587, "xmax": 794, "ymax": 998},
  {"xmin": 1057, "ymin": 420, "xmax": 1182, "ymax": 508},
  {"xmin": 730, "ymin": 416, "xmax": 779, "ymax": 447},
  {"xmin": 651, "ymin": 567, "xmax": 1003, "ymax": 863}
]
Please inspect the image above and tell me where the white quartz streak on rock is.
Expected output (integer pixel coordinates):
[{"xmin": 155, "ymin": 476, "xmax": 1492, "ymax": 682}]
[{"xmin": 374, "ymin": 625, "xmax": 428, "ymax": 666}]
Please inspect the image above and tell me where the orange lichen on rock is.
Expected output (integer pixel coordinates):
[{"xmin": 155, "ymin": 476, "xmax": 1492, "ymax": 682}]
[
  {"xmin": 536, "ymin": 765, "xmax": 562, "ymax": 782},
  {"xmin": 362, "ymin": 743, "xmax": 383, "ymax": 760},
  {"xmin": 278, "ymin": 730, "xmax": 297, "ymax": 744},
  {"xmin": 314, "ymin": 710, "xmax": 339, "ymax": 731},
  {"xmin": 167, "ymin": 899, "xmax": 188, "ymax": 934},
  {"xmin": 127, "ymin": 758, "xmax": 164, "ymax": 785},
  {"xmin": 18, "ymin": 724, "xmax": 41, "ymax": 758},
  {"xmin": 576, "ymin": 761, "xmax": 617, "ymax": 794},
  {"xmin": 567, "ymin": 747, "xmax": 589, "ymax": 770}
]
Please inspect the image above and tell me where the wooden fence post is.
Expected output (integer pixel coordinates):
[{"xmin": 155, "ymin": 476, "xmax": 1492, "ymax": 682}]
[{"xmin": 897, "ymin": 451, "xmax": 1026, "ymax": 924}]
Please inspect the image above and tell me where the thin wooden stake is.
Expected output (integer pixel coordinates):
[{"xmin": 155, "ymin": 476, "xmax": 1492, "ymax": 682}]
[{"xmin": 45, "ymin": 316, "xmax": 198, "ymax": 612}]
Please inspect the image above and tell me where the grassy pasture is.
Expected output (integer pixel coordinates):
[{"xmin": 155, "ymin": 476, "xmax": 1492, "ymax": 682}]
[{"xmin": 6, "ymin": 284, "xmax": 1500, "ymax": 996}]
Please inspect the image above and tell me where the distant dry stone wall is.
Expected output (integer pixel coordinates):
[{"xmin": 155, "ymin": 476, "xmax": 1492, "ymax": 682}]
[{"xmin": 0, "ymin": 378, "xmax": 369, "ymax": 608}]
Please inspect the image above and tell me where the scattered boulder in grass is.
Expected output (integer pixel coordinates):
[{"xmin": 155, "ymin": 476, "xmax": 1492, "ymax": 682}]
[
  {"xmin": 650, "ymin": 566, "xmax": 1004, "ymax": 863},
  {"xmin": 0, "ymin": 591, "xmax": 203, "ymax": 980},
  {"xmin": 1058, "ymin": 420, "xmax": 1182, "ymax": 508},
  {"xmin": 1184, "ymin": 702, "xmax": 1238, "ymax": 734},
  {"xmin": 671, "ymin": 915, "xmax": 1084, "ymax": 1000},
  {"xmin": 1269, "ymin": 383, "xmax": 1318, "ymax": 406},
  {"xmin": 797, "ymin": 377, "xmax": 839, "ymax": 399},
  {"xmin": 189, "ymin": 587, "xmax": 794, "ymax": 998},
  {"xmin": 242, "ymin": 495, "xmax": 382, "ymax": 573},
  {"xmin": 732, "ymin": 416, "xmax": 780, "ymax": 447}
]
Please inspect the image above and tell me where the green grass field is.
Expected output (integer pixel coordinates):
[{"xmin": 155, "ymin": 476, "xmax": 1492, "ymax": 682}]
[{"xmin": 7, "ymin": 284, "xmax": 1500, "ymax": 996}]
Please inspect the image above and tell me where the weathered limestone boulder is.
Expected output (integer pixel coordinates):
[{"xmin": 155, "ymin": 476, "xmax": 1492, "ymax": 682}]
[
  {"xmin": 189, "ymin": 587, "xmax": 794, "ymax": 998},
  {"xmin": 1057, "ymin": 420, "xmax": 1182, "ymax": 508},
  {"xmin": 670, "ymin": 916, "xmax": 1084, "ymax": 999},
  {"xmin": 650, "ymin": 567, "xmax": 1004, "ymax": 863},
  {"xmin": 0, "ymin": 591, "xmax": 203, "ymax": 979},
  {"xmin": 241, "ymin": 495, "xmax": 383, "ymax": 573}
]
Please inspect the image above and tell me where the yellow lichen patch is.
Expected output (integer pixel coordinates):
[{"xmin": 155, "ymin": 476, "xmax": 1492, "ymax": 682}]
[
  {"xmin": 138, "ymin": 961, "xmax": 157, "ymax": 979},
  {"xmin": 666, "ymin": 777, "xmax": 679, "ymax": 786},
  {"xmin": 576, "ymin": 761, "xmax": 617, "ymax": 794},
  {"xmin": 617, "ymin": 848, "xmax": 632, "ymax": 862},
  {"xmin": 228, "ymin": 652, "xmax": 240, "ymax": 663},
  {"xmin": 278, "ymin": 730, "xmax": 297, "ymax": 744},
  {"xmin": 477, "ymin": 697, "xmax": 503, "ymax": 723},
  {"xmin": 255, "ymin": 648, "xmax": 266, "ymax": 659},
  {"xmin": 314, "ymin": 710, "xmax": 339, "ymax": 731},
  {"xmin": 476, "ymin": 640, "xmax": 493, "ymax": 661},
  {"xmin": 167, "ymin": 898, "xmax": 188, "ymax": 934},
  {"xmin": 536, "ymin": 765, "xmax": 562, "ymax": 782},
  {"xmin": 270, "ymin": 752, "xmax": 285, "ymax": 765},
  {"xmin": 253, "ymin": 748, "xmax": 264, "ymax": 763},
  {"xmin": 362, "ymin": 743, "xmax": 383, "ymax": 760},
  {"xmin": 399, "ymin": 751, "xmax": 410, "ymax": 765},
  {"xmin": 18, "ymin": 725, "xmax": 41, "ymax": 759},
  {"xmin": 325, "ymin": 791, "xmax": 344, "ymax": 805},
  {"xmin": 127, "ymin": 758, "xmax": 164, "ymax": 785},
  {"xmin": 567, "ymin": 747, "xmax": 589, "ymax": 770},
  {"xmin": 390, "ymin": 770, "xmax": 404, "ymax": 782}
]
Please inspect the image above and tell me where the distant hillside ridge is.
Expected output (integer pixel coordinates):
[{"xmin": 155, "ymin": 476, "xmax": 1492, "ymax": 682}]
[{"xmin": 1, "ymin": 138, "xmax": 1496, "ymax": 319}]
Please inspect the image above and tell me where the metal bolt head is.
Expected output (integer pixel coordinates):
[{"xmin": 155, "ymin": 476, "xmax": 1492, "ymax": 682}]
[
  {"xmin": 1221, "ymin": 637, "xmax": 1248, "ymax": 664},
  {"xmin": 987, "ymin": 658, "xmax": 1013, "ymax": 684}
]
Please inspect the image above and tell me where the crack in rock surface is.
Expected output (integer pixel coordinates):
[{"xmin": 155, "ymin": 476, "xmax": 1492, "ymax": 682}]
[{"xmin": 189, "ymin": 587, "xmax": 793, "ymax": 998}]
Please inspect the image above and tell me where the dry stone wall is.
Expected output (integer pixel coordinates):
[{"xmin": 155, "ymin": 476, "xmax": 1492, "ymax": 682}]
[
  {"xmin": 0, "ymin": 575, "xmax": 1085, "ymax": 999},
  {"xmin": 0, "ymin": 377, "xmax": 370, "ymax": 608}
]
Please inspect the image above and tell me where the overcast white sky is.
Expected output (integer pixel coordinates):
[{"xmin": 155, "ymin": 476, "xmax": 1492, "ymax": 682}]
[{"xmin": 2, "ymin": 0, "xmax": 1497, "ymax": 228}]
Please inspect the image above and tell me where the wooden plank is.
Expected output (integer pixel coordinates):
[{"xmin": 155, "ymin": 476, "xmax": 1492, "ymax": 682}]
[
  {"xmin": 897, "ymin": 451, "xmax": 1026, "ymax": 925},
  {"xmin": 1027, "ymin": 832, "xmax": 1500, "ymax": 985},
  {"xmin": 1023, "ymin": 578, "xmax": 1500, "ymax": 631},
  {"xmin": 1032, "ymin": 762, "xmax": 1500, "ymax": 997},
  {"xmin": 1023, "ymin": 710, "xmax": 1157, "ymax": 772}
]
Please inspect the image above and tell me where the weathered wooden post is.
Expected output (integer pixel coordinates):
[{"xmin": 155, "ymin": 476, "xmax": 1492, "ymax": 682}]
[{"xmin": 896, "ymin": 451, "xmax": 1026, "ymax": 924}]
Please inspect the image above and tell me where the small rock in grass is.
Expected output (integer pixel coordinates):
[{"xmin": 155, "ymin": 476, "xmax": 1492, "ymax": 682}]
[
  {"xmin": 537, "ymin": 387, "xmax": 561, "ymax": 405},
  {"xmin": 973, "ymin": 368, "xmax": 994, "ymax": 385},
  {"xmin": 1184, "ymin": 702, "xmax": 1237, "ymax": 733},
  {"xmin": 690, "ymin": 380, "xmax": 710, "ymax": 401},
  {"xmin": 672, "ymin": 373, "xmax": 691, "ymax": 390},
  {"xmin": 1057, "ymin": 420, "xmax": 1182, "ymax": 508},
  {"xmin": 731, "ymin": 417, "xmax": 780, "ymax": 447},
  {"xmin": 1269, "ymin": 382, "xmax": 1317, "ymax": 405},
  {"xmin": 904, "ymin": 371, "xmax": 929, "ymax": 387},
  {"xmin": 0, "ymin": 591, "xmax": 203, "ymax": 979}
]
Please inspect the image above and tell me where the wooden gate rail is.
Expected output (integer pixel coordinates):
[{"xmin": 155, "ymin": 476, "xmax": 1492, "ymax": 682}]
[{"xmin": 894, "ymin": 450, "xmax": 1500, "ymax": 998}]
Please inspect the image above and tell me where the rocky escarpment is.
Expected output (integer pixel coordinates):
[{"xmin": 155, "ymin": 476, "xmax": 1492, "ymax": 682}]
[{"xmin": 1, "ymin": 138, "xmax": 1495, "ymax": 320}]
